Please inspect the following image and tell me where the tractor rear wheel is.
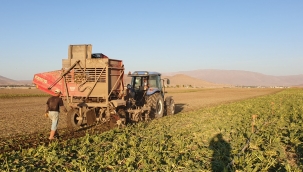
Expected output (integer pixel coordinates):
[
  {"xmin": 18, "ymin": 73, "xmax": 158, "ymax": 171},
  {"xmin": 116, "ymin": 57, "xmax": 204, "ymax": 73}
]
[
  {"xmin": 166, "ymin": 99, "xmax": 175, "ymax": 116},
  {"xmin": 146, "ymin": 93, "xmax": 164, "ymax": 119},
  {"xmin": 67, "ymin": 109, "xmax": 82, "ymax": 131}
]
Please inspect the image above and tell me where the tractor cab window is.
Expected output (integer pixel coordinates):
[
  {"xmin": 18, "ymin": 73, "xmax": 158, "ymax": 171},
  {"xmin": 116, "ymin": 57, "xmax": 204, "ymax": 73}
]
[
  {"xmin": 149, "ymin": 75, "xmax": 157, "ymax": 88},
  {"xmin": 149, "ymin": 75, "xmax": 162, "ymax": 89},
  {"xmin": 131, "ymin": 75, "xmax": 162, "ymax": 90},
  {"xmin": 132, "ymin": 77, "xmax": 142, "ymax": 90}
]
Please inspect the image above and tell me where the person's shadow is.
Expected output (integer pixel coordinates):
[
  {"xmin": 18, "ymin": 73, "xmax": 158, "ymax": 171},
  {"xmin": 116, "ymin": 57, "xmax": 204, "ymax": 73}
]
[{"xmin": 209, "ymin": 133, "xmax": 232, "ymax": 172}]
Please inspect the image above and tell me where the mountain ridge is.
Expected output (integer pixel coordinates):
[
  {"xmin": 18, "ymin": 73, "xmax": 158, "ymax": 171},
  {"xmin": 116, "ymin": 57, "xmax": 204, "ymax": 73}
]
[
  {"xmin": 1, "ymin": 69, "xmax": 303, "ymax": 87},
  {"xmin": 0, "ymin": 76, "xmax": 24, "ymax": 85},
  {"xmin": 164, "ymin": 69, "xmax": 303, "ymax": 86}
]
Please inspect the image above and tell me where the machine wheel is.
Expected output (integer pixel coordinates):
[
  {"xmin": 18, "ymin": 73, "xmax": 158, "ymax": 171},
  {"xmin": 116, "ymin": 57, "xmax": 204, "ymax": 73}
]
[
  {"xmin": 117, "ymin": 108, "xmax": 127, "ymax": 126},
  {"xmin": 67, "ymin": 109, "xmax": 82, "ymax": 130},
  {"xmin": 109, "ymin": 109, "xmax": 127, "ymax": 129},
  {"xmin": 146, "ymin": 93, "xmax": 164, "ymax": 119},
  {"xmin": 166, "ymin": 99, "xmax": 175, "ymax": 116}
]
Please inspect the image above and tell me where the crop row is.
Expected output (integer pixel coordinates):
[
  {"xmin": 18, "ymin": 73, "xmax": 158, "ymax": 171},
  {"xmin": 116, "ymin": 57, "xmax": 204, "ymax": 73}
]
[
  {"xmin": 0, "ymin": 94, "xmax": 49, "ymax": 99},
  {"xmin": 0, "ymin": 88, "xmax": 302, "ymax": 171}
]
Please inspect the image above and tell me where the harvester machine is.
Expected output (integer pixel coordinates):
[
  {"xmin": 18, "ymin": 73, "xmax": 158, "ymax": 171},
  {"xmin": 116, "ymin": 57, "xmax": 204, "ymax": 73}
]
[{"xmin": 33, "ymin": 44, "xmax": 175, "ymax": 131}]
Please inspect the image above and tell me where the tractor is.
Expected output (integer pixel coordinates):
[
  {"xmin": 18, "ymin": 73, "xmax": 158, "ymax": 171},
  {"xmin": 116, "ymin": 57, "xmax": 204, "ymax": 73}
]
[{"xmin": 125, "ymin": 71, "xmax": 175, "ymax": 122}]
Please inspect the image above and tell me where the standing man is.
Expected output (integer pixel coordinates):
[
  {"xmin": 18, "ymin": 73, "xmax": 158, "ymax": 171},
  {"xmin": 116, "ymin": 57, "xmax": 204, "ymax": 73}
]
[{"xmin": 45, "ymin": 89, "xmax": 67, "ymax": 140}]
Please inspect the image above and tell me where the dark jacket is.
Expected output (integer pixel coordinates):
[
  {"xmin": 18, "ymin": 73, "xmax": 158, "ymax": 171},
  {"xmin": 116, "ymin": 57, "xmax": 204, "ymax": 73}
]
[{"xmin": 46, "ymin": 96, "xmax": 65, "ymax": 113}]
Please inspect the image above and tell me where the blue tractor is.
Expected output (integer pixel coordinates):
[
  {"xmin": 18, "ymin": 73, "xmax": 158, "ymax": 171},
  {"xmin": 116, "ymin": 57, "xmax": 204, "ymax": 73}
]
[{"xmin": 126, "ymin": 71, "xmax": 175, "ymax": 122}]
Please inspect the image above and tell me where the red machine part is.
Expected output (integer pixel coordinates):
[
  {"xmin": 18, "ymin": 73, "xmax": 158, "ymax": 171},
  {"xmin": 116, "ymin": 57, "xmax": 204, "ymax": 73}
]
[{"xmin": 33, "ymin": 70, "xmax": 63, "ymax": 96}]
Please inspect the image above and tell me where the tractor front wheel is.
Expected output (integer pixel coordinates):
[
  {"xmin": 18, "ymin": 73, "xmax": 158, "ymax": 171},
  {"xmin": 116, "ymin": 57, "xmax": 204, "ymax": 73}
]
[
  {"xmin": 147, "ymin": 93, "xmax": 164, "ymax": 119},
  {"xmin": 166, "ymin": 99, "xmax": 175, "ymax": 116}
]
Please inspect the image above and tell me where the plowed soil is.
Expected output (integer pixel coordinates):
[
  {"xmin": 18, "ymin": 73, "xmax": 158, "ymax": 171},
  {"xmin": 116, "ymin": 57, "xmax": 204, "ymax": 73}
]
[{"xmin": 0, "ymin": 88, "xmax": 282, "ymax": 153}]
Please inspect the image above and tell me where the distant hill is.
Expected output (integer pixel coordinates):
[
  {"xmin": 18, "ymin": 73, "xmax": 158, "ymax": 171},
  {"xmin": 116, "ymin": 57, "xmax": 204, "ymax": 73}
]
[
  {"xmin": 0, "ymin": 75, "xmax": 32, "ymax": 85},
  {"xmin": 123, "ymin": 74, "xmax": 228, "ymax": 88},
  {"xmin": 17, "ymin": 80, "xmax": 33, "ymax": 85},
  {"xmin": 2, "ymin": 69, "xmax": 303, "ymax": 87},
  {"xmin": 165, "ymin": 70, "xmax": 303, "ymax": 87},
  {"xmin": 163, "ymin": 74, "xmax": 229, "ymax": 88},
  {"xmin": 0, "ymin": 75, "xmax": 20, "ymax": 85}
]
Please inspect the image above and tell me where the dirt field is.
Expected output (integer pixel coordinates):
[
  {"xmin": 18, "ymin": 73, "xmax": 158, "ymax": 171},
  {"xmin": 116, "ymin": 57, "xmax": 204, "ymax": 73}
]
[
  {"xmin": 0, "ymin": 88, "xmax": 282, "ymax": 138},
  {"xmin": 166, "ymin": 87, "xmax": 283, "ymax": 113}
]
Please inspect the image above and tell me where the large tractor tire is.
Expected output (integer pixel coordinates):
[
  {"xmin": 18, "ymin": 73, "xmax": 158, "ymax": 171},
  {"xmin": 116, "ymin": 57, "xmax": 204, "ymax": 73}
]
[
  {"xmin": 146, "ymin": 93, "xmax": 164, "ymax": 119},
  {"xmin": 166, "ymin": 99, "xmax": 175, "ymax": 116},
  {"xmin": 67, "ymin": 109, "xmax": 82, "ymax": 131}
]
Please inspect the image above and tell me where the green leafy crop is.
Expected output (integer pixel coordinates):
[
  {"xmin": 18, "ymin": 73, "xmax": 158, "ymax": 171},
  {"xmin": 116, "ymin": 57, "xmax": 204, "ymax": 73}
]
[{"xmin": 1, "ymin": 88, "xmax": 303, "ymax": 171}]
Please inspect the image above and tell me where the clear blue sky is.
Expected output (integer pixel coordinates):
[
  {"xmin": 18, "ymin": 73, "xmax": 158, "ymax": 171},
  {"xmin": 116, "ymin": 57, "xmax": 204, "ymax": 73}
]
[{"xmin": 0, "ymin": 1, "xmax": 302, "ymax": 80}]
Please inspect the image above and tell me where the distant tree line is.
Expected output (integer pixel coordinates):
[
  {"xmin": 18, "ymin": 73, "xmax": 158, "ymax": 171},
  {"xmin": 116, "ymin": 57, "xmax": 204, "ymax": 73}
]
[{"xmin": 0, "ymin": 84, "xmax": 34, "ymax": 88}]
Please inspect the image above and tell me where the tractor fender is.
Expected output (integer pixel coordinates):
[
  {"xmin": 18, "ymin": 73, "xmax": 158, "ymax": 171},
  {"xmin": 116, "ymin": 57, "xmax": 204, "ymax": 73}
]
[{"xmin": 146, "ymin": 88, "xmax": 160, "ymax": 96}]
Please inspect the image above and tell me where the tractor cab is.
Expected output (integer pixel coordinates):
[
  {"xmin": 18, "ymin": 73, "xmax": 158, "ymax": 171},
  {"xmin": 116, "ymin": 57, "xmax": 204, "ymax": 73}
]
[{"xmin": 127, "ymin": 71, "xmax": 169, "ymax": 100}]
